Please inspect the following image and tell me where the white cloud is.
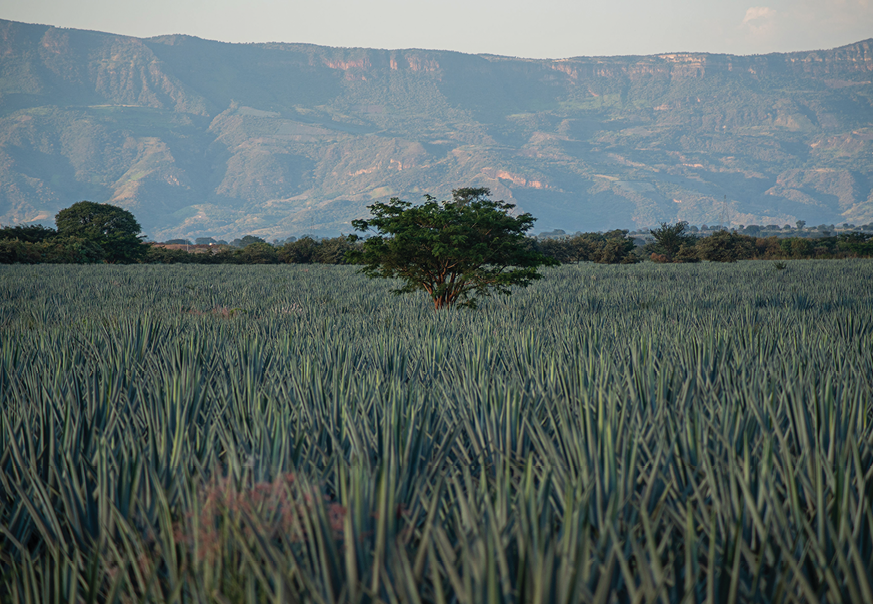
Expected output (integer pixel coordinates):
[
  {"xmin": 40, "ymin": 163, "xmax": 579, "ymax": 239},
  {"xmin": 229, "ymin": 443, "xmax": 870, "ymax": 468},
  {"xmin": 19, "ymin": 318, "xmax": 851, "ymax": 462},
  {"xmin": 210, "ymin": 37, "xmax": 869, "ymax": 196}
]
[
  {"xmin": 737, "ymin": 1, "xmax": 872, "ymax": 53},
  {"xmin": 743, "ymin": 6, "xmax": 777, "ymax": 24},
  {"xmin": 742, "ymin": 6, "xmax": 778, "ymax": 38}
]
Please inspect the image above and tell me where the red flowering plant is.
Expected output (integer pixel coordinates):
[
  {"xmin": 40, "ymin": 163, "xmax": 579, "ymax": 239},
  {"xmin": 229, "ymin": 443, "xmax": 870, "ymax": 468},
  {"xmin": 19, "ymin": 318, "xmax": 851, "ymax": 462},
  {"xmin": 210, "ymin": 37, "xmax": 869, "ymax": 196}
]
[{"xmin": 173, "ymin": 472, "xmax": 346, "ymax": 565}]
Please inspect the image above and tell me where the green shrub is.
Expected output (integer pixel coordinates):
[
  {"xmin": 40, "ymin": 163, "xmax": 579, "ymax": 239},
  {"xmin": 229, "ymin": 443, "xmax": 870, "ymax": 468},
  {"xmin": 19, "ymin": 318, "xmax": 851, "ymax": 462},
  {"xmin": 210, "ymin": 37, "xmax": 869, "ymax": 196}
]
[
  {"xmin": 235, "ymin": 241, "xmax": 279, "ymax": 264},
  {"xmin": 536, "ymin": 230, "xmax": 637, "ymax": 264},
  {"xmin": 278, "ymin": 236, "xmax": 360, "ymax": 264},
  {"xmin": 696, "ymin": 229, "xmax": 756, "ymax": 262},
  {"xmin": 837, "ymin": 232, "xmax": 873, "ymax": 256},
  {"xmin": 278, "ymin": 236, "xmax": 319, "ymax": 263},
  {"xmin": 0, "ymin": 236, "xmax": 105, "ymax": 263},
  {"xmin": 649, "ymin": 221, "xmax": 697, "ymax": 260},
  {"xmin": 0, "ymin": 224, "xmax": 57, "ymax": 243}
]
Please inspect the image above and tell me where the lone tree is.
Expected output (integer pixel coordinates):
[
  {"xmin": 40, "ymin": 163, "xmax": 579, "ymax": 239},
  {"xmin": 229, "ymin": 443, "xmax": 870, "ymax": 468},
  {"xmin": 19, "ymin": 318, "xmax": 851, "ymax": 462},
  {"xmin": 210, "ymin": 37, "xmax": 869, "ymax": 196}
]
[
  {"xmin": 651, "ymin": 221, "xmax": 694, "ymax": 260},
  {"xmin": 55, "ymin": 201, "xmax": 145, "ymax": 263},
  {"xmin": 350, "ymin": 187, "xmax": 557, "ymax": 309}
]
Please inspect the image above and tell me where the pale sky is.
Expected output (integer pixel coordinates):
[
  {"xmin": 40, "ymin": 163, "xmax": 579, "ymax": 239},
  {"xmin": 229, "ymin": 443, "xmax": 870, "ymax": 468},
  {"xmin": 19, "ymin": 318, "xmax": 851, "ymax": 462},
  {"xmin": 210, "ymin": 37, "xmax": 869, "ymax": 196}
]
[{"xmin": 1, "ymin": 0, "xmax": 871, "ymax": 58}]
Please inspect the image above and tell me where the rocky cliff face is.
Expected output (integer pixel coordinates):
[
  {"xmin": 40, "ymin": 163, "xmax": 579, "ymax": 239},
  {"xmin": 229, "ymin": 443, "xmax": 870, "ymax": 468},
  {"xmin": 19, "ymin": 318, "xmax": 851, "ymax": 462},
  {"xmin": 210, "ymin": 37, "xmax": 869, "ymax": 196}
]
[{"xmin": 1, "ymin": 18, "xmax": 871, "ymax": 239}]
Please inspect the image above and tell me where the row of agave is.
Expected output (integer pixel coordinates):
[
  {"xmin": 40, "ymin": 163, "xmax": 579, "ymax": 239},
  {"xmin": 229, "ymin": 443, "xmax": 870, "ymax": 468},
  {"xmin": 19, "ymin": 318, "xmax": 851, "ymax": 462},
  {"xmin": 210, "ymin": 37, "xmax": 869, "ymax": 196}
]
[{"xmin": 1, "ymin": 260, "xmax": 872, "ymax": 603}]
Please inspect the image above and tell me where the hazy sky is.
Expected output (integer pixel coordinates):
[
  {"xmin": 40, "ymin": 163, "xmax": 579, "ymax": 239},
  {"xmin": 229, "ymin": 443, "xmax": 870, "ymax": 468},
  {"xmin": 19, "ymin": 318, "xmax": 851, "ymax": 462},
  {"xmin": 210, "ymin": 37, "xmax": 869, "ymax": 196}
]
[{"xmin": 2, "ymin": 0, "xmax": 872, "ymax": 58}]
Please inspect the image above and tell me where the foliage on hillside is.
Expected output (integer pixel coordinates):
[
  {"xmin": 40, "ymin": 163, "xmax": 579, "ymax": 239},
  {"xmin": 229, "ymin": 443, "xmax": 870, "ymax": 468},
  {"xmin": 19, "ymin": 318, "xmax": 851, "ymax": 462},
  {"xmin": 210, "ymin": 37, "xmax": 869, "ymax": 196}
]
[{"xmin": 0, "ymin": 18, "xmax": 872, "ymax": 239}]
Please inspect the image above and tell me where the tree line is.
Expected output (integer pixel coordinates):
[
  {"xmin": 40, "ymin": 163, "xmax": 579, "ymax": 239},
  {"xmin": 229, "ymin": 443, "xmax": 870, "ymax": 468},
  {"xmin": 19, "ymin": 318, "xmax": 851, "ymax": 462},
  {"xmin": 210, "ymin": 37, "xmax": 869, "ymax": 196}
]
[
  {"xmin": 2, "ymin": 201, "xmax": 872, "ymax": 266},
  {"xmin": 145, "ymin": 236, "xmax": 361, "ymax": 265},
  {"xmin": 636, "ymin": 221, "xmax": 873, "ymax": 263}
]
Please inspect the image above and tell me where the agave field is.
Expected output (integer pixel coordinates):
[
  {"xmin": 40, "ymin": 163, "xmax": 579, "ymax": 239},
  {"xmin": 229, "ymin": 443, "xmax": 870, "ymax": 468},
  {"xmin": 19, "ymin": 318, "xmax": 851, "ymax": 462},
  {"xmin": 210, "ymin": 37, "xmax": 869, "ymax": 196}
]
[{"xmin": 1, "ymin": 260, "xmax": 872, "ymax": 603}]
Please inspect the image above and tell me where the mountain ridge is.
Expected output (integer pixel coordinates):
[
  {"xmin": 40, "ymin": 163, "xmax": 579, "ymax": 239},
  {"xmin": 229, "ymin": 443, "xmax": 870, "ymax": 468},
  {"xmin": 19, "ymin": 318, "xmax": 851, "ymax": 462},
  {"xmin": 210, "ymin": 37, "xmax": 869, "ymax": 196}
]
[{"xmin": 1, "ymin": 18, "xmax": 871, "ymax": 239}]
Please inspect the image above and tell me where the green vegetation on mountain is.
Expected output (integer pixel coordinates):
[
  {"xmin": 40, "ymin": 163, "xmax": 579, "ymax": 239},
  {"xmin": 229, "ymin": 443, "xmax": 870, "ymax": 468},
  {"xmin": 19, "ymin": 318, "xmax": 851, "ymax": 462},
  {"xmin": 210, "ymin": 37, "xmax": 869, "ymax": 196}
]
[{"xmin": 0, "ymin": 19, "xmax": 872, "ymax": 239}]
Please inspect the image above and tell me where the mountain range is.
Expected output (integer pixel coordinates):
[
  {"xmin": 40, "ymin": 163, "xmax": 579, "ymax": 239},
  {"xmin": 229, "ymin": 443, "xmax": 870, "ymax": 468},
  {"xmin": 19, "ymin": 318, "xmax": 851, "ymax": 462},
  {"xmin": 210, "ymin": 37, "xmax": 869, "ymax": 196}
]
[{"xmin": 1, "ymin": 18, "xmax": 872, "ymax": 240}]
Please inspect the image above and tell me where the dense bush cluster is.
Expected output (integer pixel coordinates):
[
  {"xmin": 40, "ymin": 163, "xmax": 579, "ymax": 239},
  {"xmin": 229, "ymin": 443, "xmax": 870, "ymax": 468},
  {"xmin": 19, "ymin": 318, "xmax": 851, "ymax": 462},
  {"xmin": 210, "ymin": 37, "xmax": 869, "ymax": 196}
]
[
  {"xmin": 0, "ymin": 202, "xmax": 146, "ymax": 264},
  {"xmin": 525, "ymin": 226, "xmax": 873, "ymax": 266},
  {"xmin": 0, "ymin": 202, "xmax": 365, "ymax": 266},
  {"xmin": 643, "ymin": 222, "xmax": 873, "ymax": 263},
  {"xmin": 531, "ymin": 229, "xmax": 639, "ymax": 264},
  {"xmin": 0, "ymin": 233, "xmax": 106, "ymax": 264},
  {"xmin": 144, "ymin": 236, "xmax": 361, "ymax": 265}
]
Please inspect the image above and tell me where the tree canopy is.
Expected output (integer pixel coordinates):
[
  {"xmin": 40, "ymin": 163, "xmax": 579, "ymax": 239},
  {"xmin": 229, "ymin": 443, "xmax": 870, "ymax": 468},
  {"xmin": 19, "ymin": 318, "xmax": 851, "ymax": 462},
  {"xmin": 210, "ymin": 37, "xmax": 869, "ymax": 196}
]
[
  {"xmin": 349, "ymin": 187, "xmax": 557, "ymax": 309},
  {"xmin": 533, "ymin": 230, "xmax": 639, "ymax": 264},
  {"xmin": 651, "ymin": 221, "xmax": 697, "ymax": 261},
  {"xmin": 55, "ymin": 201, "xmax": 145, "ymax": 263},
  {"xmin": 0, "ymin": 224, "xmax": 57, "ymax": 244},
  {"xmin": 696, "ymin": 230, "xmax": 756, "ymax": 262}
]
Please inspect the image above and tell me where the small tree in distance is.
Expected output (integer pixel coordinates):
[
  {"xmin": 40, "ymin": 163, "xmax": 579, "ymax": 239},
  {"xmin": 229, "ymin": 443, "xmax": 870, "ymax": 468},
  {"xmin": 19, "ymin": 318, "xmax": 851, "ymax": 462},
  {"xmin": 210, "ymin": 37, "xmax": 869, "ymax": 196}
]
[
  {"xmin": 651, "ymin": 221, "xmax": 695, "ymax": 261},
  {"xmin": 349, "ymin": 187, "xmax": 557, "ymax": 309}
]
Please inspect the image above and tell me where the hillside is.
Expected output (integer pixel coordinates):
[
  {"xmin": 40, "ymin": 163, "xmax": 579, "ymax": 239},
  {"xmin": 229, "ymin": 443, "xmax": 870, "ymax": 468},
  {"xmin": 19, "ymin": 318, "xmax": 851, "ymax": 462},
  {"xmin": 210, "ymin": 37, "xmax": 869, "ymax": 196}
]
[{"xmin": 1, "ymin": 18, "xmax": 872, "ymax": 239}]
